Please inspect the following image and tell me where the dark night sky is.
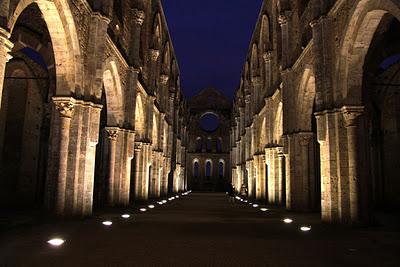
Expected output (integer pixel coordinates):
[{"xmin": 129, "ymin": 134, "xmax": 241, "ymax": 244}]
[{"xmin": 162, "ymin": 0, "xmax": 263, "ymax": 100}]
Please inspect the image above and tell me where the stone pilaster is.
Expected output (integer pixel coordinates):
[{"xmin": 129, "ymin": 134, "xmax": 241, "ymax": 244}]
[
  {"xmin": 129, "ymin": 9, "xmax": 145, "ymax": 67},
  {"xmin": 278, "ymin": 11, "xmax": 292, "ymax": 70},
  {"xmin": 263, "ymin": 51, "xmax": 273, "ymax": 95},
  {"xmin": 148, "ymin": 49, "xmax": 160, "ymax": 93}
]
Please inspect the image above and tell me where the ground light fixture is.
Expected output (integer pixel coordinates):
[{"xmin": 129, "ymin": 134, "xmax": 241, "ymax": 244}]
[
  {"xmin": 235, "ymin": 196, "xmax": 241, "ymax": 200},
  {"xmin": 260, "ymin": 208, "xmax": 269, "ymax": 212},
  {"xmin": 283, "ymin": 218, "xmax": 293, "ymax": 224},
  {"xmin": 121, "ymin": 214, "xmax": 131, "ymax": 219},
  {"xmin": 102, "ymin": 221, "xmax": 113, "ymax": 226},
  {"xmin": 157, "ymin": 201, "xmax": 163, "ymax": 205},
  {"xmin": 47, "ymin": 238, "xmax": 65, "ymax": 247},
  {"xmin": 140, "ymin": 208, "xmax": 147, "ymax": 212},
  {"xmin": 162, "ymin": 200, "xmax": 167, "ymax": 203},
  {"xmin": 300, "ymin": 226, "xmax": 311, "ymax": 232},
  {"xmin": 176, "ymin": 195, "xmax": 180, "ymax": 198},
  {"xmin": 148, "ymin": 205, "xmax": 155, "ymax": 209},
  {"xmin": 252, "ymin": 204, "xmax": 259, "ymax": 208}
]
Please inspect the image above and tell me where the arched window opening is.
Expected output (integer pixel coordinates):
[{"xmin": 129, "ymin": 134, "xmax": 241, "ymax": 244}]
[
  {"xmin": 205, "ymin": 160, "xmax": 212, "ymax": 178},
  {"xmin": 207, "ymin": 138, "xmax": 212, "ymax": 152},
  {"xmin": 196, "ymin": 137, "xmax": 202, "ymax": 152},
  {"xmin": 194, "ymin": 161, "xmax": 200, "ymax": 178},
  {"xmin": 219, "ymin": 161, "xmax": 224, "ymax": 178},
  {"xmin": 216, "ymin": 138, "xmax": 222, "ymax": 152}
]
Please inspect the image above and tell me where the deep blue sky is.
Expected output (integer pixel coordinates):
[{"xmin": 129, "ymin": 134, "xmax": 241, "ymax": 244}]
[{"xmin": 162, "ymin": 0, "xmax": 263, "ymax": 99}]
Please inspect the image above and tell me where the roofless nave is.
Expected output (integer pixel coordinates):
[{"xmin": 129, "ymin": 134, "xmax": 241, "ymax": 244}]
[{"xmin": 0, "ymin": 0, "xmax": 399, "ymax": 227}]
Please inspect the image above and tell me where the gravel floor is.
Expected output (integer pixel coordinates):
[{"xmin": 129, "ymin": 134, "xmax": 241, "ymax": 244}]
[{"xmin": 0, "ymin": 193, "xmax": 399, "ymax": 267}]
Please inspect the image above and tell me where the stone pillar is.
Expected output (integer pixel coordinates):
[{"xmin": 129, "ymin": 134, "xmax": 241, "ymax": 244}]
[
  {"xmin": 276, "ymin": 147, "xmax": 286, "ymax": 205},
  {"xmin": 299, "ymin": 132, "xmax": 314, "ymax": 211},
  {"xmin": 263, "ymin": 50, "xmax": 273, "ymax": 95},
  {"xmin": 106, "ymin": 127, "xmax": 119, "ymax": 206},
  {"xmin": 342, "ymin": 106, "xmax": 365, "ymax": 223},
  {"xmin": 0, "ymin": 28, "xmax": 13, "ymax": 112},
  {"xmin": 255, "ymin": 154, "xmax": 266, "ymax": 201},
  {"xmin": 148, "ymin": 49, "xmax": 160, "ymax": 93},
  {"xmin": 159, "ymin": 75, "xmax": 169, "ymax": 111},
  {"xmin": 53, "ymin": 97, "xmax": 75, "ymax": 216},
  {"xmin": 134, "ymin": 142, "xmax": 151, "ymax": 202},
  {"xmin": 278, "ymin": 11, "xmax": 292, "ymax": 69},
  {"xmin": 129, "ymin": 9, "xmax": 145, "ymax": 67}
]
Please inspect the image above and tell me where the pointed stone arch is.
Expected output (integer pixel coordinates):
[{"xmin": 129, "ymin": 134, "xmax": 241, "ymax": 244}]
[
  {"xmin": 296, "ymin": 68, "xmax": 316, "ymax": 132},
  {"xmin": 8, "ymin": 0, "xmax": 82, "ymax": 95},
  {"xmin": 152, "ymin": 13, "xmax": 163, "ymax": 50},
  {"xmin": 260, "ymin": 14, "xmax": 271, "ymax": 52},
  {"xmin": 102, "ymin": 59, "xmax": 124, "ymax": 127},
  {"xmin": 337, "ymin": 0, "xmax": 400, "ymax": 104},
  {"xmin": 135, "ymin": 93, "xmax": 146, "ymax": 140}
]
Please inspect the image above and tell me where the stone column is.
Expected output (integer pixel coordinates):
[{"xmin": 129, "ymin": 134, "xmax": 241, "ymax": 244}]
[
  {"xmin": 160, "ymin": 75, "xmax": 169, "ymax": 111},
  {"xmin": 0, "ymin": 28, "xmax": 13, "ymax": 112},
  {"xmin": 299, "ymin": 132, "xmax": 314, "ymax": 211},
  {"xmin": 148, "ymin": 49, "xmax": 160, "ymax": 93},
  {"xmin": 129, "ymin": 9, "xmax": 145, "ymax": 67},
  {"xmin": 278, "ymin": 11, "xmax": 292, "ymax": 69},
  {"xmin": 342, "ymin": 106, "xmax": 364, "ymax": 223},
  {"xmin": 106, "ymin": 127, "xmax": 119, "ymax": 206},
  {"xmin": 53, "ymin": 97, "xmax": 75, "ymax": 216},
  {"xmin": 276, "ymin": 147, "xmax": 286, "ymax": 205},
  {"xmin": 263, "ymin": 50, "xmax": 273, "ymax": 95}
]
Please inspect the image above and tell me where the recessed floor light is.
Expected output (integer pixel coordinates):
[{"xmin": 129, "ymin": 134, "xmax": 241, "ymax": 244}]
[
  {"xmin": 283, "ymin": 218, "xmax": 293, "ymax": 224},
  {"xmin": 162, "ymin": 200, "xmax": 167, "ymax": 203},
  {"xmin": 102, "ymin": 221, "xmax": 112, "ymax": 226},
  {"xmin": 140, "ymin": 208, "xmax": 147, "ymax": 212},
  {"xmin": 121, "ymin": 214, "xmax": 130, "ymax": 219},
  {"xmin": 260, "ymin": 208, "xmax": 268, "ymax": 212},
  {"xmin": 252, "ymin": 204, "xmax": 259, "ymax": 208},
  {"xmin": 148, "ymin": 205, "xmax": 155, "ymax": 209},
  {"xmin": 47, "ymin": 238, "xmax": 65, "ymax": 246},
  {"xmin": 300, "ymin": 226, "xmax": 311, "ymax": 232}
]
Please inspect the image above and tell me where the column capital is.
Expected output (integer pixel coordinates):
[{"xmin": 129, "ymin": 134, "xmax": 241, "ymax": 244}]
[
  {"xmin": 342, "ymin": 106, "xmax": 364, "ymax": 127},
  {"xmin": 106, "ymin": 127, "xmax": 119, "ymax": 141},
  {"xmin": 132, "ymin": 9, "xmax": 145, "ymax": 26},
  {"xmin": 53, "ymin": 97, "xmax": 75, "ymax": 118},
  {"xmin": 263, "ymin": 50, "xmax": 273, "ymax": 63},
  {"xmin": 298, "ymin": 132, "xmax": 314, "ymax": 146},
  {"xmin": 160, "ymin": 74, "xmax": 169, "ymax": 85},
  {"xmin": 275, "ymin": 146, "xmax": 285, "ymax": 155},
  {"xmin": 278, "ymin": 11, "xmax": 292, "ymax": 26},
  {"xmin": 309, "ymin": 15, "xmax": 327, "ymax": 28},
  {"xmin": 251, "ymin": 76, "xmax": 262, "ymax": 86},
  {"xmin": 149, "ymin": 49, "xmax": 160, "ymax": 61},
  {"xmin": 0, "ymin": 27, "xmax": 13, "ymax": 62}
]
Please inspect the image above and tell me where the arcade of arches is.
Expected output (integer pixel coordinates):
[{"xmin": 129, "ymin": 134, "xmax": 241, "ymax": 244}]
[{"xmin": 0, "ymin": 0, "xmax": 399, "ymax": 226}]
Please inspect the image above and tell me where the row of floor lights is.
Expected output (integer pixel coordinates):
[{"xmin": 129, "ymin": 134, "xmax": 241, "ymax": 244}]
[
  {"xmin": 235, "ymin": 195, "xmax": 311, "ymax": 233},
  {"xmin": 48, "ymin": 190, "xmax": 193, "ymax": 247}
]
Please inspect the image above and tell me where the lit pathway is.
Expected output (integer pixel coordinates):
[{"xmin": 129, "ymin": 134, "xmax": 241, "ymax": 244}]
[{"xmin": 0, "ymin": 193, "xmax": 399, "ymax": 266}]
